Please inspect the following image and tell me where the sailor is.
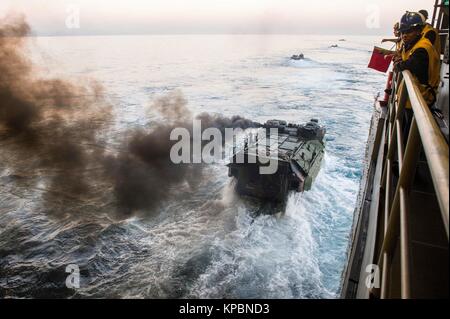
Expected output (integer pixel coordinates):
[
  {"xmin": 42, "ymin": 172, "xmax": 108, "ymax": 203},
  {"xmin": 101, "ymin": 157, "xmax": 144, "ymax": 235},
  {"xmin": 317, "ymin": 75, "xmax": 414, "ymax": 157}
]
[
  {"xmin": 394, "ymin": 11, "xmax": 440, "ymax": 108},
  {"xmin": 393, "ymin": 11, "xmax": 442, "ymax": 139},
  {"xmin": 418, "ymin": 9, "xmax": 441, "ymax": 55},
  {"xmin": 381, "ymin": 22, "xmax": 402, "ymax": 52}
]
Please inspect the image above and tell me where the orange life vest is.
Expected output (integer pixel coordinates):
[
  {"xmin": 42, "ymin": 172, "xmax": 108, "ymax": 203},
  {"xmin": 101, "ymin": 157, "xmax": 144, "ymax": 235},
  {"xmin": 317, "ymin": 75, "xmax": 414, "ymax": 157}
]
[{"xmin": 401, "ymin": 37, "xmax": 440, "ymax": 107}]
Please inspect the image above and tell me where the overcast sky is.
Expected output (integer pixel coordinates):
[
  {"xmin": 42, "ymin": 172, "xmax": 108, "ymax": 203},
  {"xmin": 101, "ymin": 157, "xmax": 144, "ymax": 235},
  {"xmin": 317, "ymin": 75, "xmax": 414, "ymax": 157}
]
[{"xmin": 0, "ymin": 0, "xmax": 435, "ymax": 35}]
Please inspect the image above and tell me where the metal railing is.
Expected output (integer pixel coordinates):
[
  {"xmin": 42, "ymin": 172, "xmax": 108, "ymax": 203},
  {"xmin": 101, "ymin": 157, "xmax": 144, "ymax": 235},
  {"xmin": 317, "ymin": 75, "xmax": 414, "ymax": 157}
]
[{"xmin": 372, "ymin": 70, "xmax": 449, "ymax": 299}]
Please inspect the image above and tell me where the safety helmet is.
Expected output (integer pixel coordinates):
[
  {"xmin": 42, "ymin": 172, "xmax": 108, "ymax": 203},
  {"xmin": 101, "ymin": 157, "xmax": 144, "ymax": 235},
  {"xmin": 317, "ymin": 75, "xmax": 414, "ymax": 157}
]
[
  {"xmin": 399, "ymin": 11, "xmax": 424, "ymax": 33},
  {"xmin": 418, "ymin": 9, "xmax": 429, "ymax": 21}
]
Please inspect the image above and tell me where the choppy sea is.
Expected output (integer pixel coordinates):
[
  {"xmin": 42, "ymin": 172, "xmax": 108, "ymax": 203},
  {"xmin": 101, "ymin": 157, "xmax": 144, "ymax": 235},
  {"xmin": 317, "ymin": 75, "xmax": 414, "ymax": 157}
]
[{"xmin": 0, "ymin": 34, "xmax": 387, "ymax": 298}]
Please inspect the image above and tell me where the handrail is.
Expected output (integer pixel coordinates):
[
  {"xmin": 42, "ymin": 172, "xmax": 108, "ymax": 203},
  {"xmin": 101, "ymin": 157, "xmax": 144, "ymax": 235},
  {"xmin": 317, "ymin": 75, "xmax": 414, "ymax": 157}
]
[
  {"xmin": 402, "ymin": 70, "xmax": 449, "ymax": 238},
  {"xmin": 373, "ymin": 69, "xmax": 449, "ymax": 299}
]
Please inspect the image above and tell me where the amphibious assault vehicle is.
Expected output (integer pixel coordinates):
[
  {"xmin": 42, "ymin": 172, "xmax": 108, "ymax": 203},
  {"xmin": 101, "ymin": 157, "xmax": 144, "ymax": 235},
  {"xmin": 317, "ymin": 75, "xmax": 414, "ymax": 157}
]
[{"xmin": 227, "ymin": 119, "xmax": 326, "ymax": 202}]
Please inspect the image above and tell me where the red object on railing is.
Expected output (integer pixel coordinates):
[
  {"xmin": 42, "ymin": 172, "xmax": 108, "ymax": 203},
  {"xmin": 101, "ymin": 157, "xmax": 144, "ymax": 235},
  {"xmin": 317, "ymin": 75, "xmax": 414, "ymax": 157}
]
[{"xmin": 368, "ymin": 46, "xmax": 393, "ymax": 73}]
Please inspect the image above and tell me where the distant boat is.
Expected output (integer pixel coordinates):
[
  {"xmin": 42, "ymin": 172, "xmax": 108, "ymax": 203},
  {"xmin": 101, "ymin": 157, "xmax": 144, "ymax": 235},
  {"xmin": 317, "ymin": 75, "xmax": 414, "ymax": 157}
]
[
  {"xmin": 339, "ymin": 39, "xmax": 346, "ymax": 41},
  {"xmin": 291, "ymin": 53, "xmax": 304, "ymax": 60},
  {"xmin": 330, "ymin": 44, "xmax": 338, "ymax": 48}
]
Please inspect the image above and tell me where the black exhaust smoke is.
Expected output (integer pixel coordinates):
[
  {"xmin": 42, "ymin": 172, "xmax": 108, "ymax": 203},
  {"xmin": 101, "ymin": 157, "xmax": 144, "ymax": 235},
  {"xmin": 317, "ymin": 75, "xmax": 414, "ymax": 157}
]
[
  {"xmin": 0, "ymin": 15, "xmax": 112, "ymax": 216},
  {"xmin": 0, "ymin": 15, "xmax": 259, "ymax": 218}
]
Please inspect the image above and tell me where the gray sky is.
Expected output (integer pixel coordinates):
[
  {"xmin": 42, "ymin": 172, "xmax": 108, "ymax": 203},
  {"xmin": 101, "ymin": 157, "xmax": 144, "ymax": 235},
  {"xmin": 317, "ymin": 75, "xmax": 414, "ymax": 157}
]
[{"xmin": 0, "ymin": 0, "xmax": 435, "ymax": 35}]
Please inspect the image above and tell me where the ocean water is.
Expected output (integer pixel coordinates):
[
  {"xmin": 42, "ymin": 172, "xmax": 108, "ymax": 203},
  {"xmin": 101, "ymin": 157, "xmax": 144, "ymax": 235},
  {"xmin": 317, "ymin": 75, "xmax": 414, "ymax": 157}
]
[{"xmin": 0, "ymin": 35, "xmax": 387, "ymax": 298}]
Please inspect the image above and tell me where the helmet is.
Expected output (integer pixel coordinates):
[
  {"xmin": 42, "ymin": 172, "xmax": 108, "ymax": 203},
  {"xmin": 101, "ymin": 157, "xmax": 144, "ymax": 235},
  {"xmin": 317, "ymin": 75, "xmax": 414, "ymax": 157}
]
[
  {"xmin": 399, "ymin": 11, "xmax": 424, "ymax": 33},
  {"xmin": 418, "ymin": 9, "xmax": 429, "ymax": 21}
]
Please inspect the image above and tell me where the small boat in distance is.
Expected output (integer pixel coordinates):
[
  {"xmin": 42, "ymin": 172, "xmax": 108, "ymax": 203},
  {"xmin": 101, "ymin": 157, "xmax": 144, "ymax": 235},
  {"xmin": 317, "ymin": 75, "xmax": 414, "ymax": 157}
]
[{"xmin": 290, "ymin": 53, "xmax": 304, "ymax": 60}]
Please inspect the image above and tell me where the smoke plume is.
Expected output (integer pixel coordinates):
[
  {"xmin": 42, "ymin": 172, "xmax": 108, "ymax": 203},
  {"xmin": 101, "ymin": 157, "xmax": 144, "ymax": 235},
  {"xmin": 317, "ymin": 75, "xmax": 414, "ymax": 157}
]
[
  {"xmin": 0, "ymin": 15, "xmax": 112, "ymax": 214},
  {"xmin": 0, "ymin": 15, "xmax": 260, "ymax": 218},
  {"xmin": 103, "ymin": 91, "xmax": 261, "ymax": 216},
  {"xmin": 103, "ymin": 92, "xmax": 202, "ymax": 215}
]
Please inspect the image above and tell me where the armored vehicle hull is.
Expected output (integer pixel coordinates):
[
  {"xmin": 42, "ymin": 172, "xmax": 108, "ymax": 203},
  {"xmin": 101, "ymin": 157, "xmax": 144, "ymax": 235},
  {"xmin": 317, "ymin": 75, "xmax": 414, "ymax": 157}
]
[{"xmin": 228, "ymin": 119, "xmax": 325, "ymax": 202}]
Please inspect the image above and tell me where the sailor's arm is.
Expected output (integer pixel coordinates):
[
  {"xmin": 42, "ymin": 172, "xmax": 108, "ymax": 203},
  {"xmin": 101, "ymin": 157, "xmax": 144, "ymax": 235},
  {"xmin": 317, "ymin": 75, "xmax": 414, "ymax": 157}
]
[
  {"xmin": 381, "ymin": 38, "xmax": 401, "ymax": 44},
  {"xmin": 394, "ymin": 48, "xmax": 429, "ymax": 85}
]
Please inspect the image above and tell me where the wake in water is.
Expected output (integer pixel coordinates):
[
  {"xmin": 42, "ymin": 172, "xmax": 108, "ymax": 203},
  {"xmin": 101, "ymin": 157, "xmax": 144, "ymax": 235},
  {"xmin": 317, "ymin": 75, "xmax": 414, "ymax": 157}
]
[{"xmin": 286, "ymin": 57, "xmax": 322, "ymax": 68}]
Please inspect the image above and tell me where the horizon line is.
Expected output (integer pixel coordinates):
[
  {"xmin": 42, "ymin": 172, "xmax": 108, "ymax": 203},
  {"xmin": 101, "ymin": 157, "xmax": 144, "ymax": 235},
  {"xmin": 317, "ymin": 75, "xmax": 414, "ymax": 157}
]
[{"xmin": 29, "ymin": 32, "xmax": 391, "ymax": 37}]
